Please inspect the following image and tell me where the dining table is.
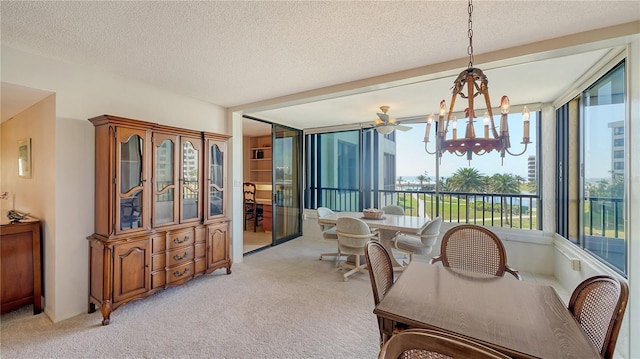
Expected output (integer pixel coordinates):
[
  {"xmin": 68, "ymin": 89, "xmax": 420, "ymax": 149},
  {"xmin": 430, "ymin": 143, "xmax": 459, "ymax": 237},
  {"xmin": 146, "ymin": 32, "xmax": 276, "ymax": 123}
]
[
  {"xmin": 374, "ymin": 261, "xmax": 601, "ymax": 359},
  {"xmin": 316, "ymin": 211, "xmax": 431, "ymax": 269}
]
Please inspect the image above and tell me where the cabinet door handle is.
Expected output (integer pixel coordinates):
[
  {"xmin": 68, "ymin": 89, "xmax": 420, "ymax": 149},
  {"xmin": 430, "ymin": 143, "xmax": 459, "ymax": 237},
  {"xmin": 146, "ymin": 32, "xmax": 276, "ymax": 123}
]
[
  {"xmin": 173, "ymin": 268, "xmax": 190, "ymax": 277},
  {"xmin": 173, "ymin": 236, "xmax": 189, "ymax": 244},
  {"xmin": 173, "ymin": 252, "xmax": 189, "ymax": 261}
]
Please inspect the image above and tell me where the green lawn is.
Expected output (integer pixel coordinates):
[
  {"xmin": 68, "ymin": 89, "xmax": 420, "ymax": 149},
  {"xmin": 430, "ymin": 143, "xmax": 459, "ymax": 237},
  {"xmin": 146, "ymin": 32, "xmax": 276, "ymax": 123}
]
[{"xmin": 397, "ymin": 193, "xmax": 538, "ymax": 230}]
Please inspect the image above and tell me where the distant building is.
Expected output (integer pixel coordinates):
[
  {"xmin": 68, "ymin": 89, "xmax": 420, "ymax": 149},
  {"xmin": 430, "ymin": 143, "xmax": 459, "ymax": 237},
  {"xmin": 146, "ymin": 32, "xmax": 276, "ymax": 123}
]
[
  {"xmin": 608, "ymin": 121, "xmax": 624, "ymax": 177},
  {"xmin": 527, "ymin": 155, "xmax": 536, "ymax": 182}
]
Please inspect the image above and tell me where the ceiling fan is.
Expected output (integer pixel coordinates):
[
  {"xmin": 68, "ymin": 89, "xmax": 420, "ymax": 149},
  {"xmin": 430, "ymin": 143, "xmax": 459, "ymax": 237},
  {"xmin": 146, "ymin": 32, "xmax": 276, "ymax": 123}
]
[{"xmin": 373, "ymin": 106, "xmax": 411, "ymax": 135}]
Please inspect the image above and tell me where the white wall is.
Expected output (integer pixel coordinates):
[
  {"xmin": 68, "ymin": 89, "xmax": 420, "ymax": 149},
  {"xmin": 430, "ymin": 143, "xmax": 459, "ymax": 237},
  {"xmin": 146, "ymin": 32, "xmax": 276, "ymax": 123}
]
[
  {"xmin": 1, "ymin": 95, "xmax": 57, "ymax": 318},
  {"xmin": 2, "ymin": 45, "xmax": 227, "ymax": 322},
  {"xmin": 627, "ymin": 35, "xmax": 640, "ymax": 359}
]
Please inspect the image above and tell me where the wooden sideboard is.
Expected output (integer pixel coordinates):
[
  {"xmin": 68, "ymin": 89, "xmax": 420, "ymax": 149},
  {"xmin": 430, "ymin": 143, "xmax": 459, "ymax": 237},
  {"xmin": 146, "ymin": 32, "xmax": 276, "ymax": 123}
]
[
  {"xmin": 1, "ymin": 213, "xmax": 42, "ymax": 315},
  {"xmin": 87, "ymin": 115, "xmax": 231, "ymax": 325}
]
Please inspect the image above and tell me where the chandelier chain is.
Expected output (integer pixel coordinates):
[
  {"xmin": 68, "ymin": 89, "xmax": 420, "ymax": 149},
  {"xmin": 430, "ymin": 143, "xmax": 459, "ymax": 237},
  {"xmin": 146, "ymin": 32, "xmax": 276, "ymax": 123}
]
[{"xmin": 467, "ymin": 0, "xmax": 474, "ymax": 68}]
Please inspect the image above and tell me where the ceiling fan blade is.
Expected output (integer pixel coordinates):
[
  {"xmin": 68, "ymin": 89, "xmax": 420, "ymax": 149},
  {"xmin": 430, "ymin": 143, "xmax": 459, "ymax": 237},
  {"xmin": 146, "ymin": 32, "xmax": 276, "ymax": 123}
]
[
  {"xmin": 396, "ymin": 125, "xmax": 412, "ymax": 131},
  {"xmin": 376, "ymin": 113, "xmax": 389, "ymax": 122}
]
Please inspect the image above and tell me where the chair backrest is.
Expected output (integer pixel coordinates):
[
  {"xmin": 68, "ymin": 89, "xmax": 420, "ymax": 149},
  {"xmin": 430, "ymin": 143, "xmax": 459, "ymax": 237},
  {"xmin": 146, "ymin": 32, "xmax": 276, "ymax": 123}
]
[
  {"xmin": 364, "ymin": 241, "xmax": 394, "ymax": 306},
  {"xmin": 568, "ymin": 275, "xmax": 629, "ymax": 359},
  {"xmin": 381, "ymin": 205, "xmax": 405, "ymax": 215},
  {"xmin": 336, "ymin": 217, "xmax": 373, "ymax": 251},
  {"xmin": 437, "ymin": 224, "xmax": 511, "ymax": 277},
  {"xmin": 317, "ymin": 206, "xmax": 334, "ymax": 218},
  {"xmin": 378, "ymin": 329, "xmax": 511, "ymax": 359},
  {"xmin": 243, "ymin": 182, "xmax": 256, "ymax": 204},
  {"xmin": 317, "ymin": 207, "xmax": 338, "ymax": 239},
  {"xmin": 417, "ymin": 216, "xmax": 442, "ymax": 245}
]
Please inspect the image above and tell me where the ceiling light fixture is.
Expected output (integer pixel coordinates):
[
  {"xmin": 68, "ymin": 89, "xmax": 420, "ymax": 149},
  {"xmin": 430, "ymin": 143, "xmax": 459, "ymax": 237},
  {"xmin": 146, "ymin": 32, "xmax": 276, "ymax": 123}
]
[
  {"xmin": 423, "ymin": 0, "xmax": 530, "ymax": 164},
  {"xmin": 373, "ymin": 106, "xmax": 411, "ymax": 135}
]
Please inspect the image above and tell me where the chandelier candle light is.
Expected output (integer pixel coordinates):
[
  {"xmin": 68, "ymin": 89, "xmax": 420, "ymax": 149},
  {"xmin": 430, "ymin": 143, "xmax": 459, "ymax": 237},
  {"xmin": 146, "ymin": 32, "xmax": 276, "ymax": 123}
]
[{"xmin": 424, "ymin": 0, "xmax": 531, "ymax": 164}]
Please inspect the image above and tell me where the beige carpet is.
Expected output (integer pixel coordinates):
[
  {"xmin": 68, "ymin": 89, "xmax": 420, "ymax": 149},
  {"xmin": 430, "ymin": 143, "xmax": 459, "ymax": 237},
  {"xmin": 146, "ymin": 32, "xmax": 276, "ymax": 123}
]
[
  {"xmin": 243, "ymin": 229, "xmax": 271, "ymax": 254},
  {"xmin": 0, "ymin": 235, "xmax": 380, "ymax": 358}
]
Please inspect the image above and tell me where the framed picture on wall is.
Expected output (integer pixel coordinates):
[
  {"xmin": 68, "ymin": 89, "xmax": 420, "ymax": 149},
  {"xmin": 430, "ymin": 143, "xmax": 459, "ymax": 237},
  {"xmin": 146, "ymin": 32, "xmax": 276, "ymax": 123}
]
[{"xmin": 18, "ymin": 138, "xmax": 31, "ymax": 178}]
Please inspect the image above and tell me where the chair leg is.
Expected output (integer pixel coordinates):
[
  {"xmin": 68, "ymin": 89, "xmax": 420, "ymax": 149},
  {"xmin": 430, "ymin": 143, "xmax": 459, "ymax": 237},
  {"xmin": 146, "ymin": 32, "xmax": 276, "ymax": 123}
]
[
  {"xmin": 343, "ymin": 255, "xmax": 367, "ymax": 281},
  {"xmin": 319, "ymin": 252, "xmax": 339, "ymax": 260},
  {"xmin": 319, "ymin": 244, "xmax": 343, "ymax": 267}
]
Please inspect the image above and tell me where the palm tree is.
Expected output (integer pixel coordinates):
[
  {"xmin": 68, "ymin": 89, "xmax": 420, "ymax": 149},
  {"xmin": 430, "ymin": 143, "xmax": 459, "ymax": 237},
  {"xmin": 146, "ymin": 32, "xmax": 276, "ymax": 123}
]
[
  {"xmin": 397, "ymin": 176, "xmax": 404, "ymax": 189},
  {"xmin": 515, "ymin": 175, "xmax": 526, "ymax": 191},
  {"xmin": 447, "ymin": 168, "xmax": 486, "ymax": 222},
  {"xmin": 447, "ymin": 168, "xmax": 485, "ymax": 193},
  {"xmin": 526, "ymin": 180, "xmax": 537, "ymax": 194},
  {"xmin": 488, "ymin": 173, "xmax": 520, "ymax": 225},
  {"xmin": 416, "ymin": 174, "xmax": 427, "ymax": 189}
]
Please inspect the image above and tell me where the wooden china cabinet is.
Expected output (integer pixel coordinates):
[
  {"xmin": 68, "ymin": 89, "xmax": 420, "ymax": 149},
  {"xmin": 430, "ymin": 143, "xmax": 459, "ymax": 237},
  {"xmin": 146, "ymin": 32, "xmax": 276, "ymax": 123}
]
[{"xmin": 87, "ymin": 115, "xmax": 231, "ymax": 325}]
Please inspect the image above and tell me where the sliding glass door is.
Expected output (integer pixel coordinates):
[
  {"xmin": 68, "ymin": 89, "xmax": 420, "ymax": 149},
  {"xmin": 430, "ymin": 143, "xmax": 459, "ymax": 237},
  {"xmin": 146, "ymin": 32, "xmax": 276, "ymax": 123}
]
[{"xmin": 272, "ymin": 123, "xmax": 303, "ymax": 244}]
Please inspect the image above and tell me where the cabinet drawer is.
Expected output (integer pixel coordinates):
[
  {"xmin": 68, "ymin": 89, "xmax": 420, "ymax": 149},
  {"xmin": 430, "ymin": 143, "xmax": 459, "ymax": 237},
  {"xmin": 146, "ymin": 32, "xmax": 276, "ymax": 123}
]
[
  {"xmin": 194, "ymin": 242, "xmax": 205, "ymax": 259},
  {"xmin": 167, "ymin": 262, "xmax": 194, "ymax": 284},
  {"xmin": 167, "ymin": 228, "xmax": 195, "ymax": 249},
  {"xmin": 151, "ymin": 270, "xmax": 166, "ymax": 289},
  {"xmin": 151, "ymin": 254, "xmax": 166, "ymax": 271},
  {"xmin": 195, "ymin": 226, "xmax": 206, "ymax": 244},
  {"xmin": 167, "ymin": 247, "xmax": 194, "ymax": 267},
  {"xmin": 194, "ymin": 257, "xmax": 206, "ymax": 275},
  {"xmin": 152, "ymin": 233, "xmax": 167, "ymax": 253}
]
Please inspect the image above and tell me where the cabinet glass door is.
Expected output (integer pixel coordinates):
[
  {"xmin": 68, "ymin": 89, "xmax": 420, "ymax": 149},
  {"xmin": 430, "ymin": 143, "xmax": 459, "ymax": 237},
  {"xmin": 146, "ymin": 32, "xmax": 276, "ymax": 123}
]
[
  {"xmin": 180, "ymin": 138, "xmax": 201, "ymax": 222},
  {"xmin": 117, "ymin": 128, "xmax": 147, "ymax": 233},
  {"xmin": 153, "ymin": 134, "xmax": 179, "ymax": 226},
  {"xmin": 206, "ymin": 139, "xmax": 225, "ymax": 219}
]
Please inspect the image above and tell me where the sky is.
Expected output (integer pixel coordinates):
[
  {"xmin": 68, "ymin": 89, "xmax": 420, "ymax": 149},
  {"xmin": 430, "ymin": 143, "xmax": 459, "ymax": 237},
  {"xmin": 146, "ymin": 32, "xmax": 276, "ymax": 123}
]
[{"xmin": 395, "ymin": 111, "xmax": 538, "ymax": 180}]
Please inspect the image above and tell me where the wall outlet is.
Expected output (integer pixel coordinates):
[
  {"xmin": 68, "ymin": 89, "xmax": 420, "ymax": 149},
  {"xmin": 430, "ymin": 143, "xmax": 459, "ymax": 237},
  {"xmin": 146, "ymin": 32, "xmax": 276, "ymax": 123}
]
[{"xmin": 571, "ymin": 259, "xmax": 581, "ymax": 271}]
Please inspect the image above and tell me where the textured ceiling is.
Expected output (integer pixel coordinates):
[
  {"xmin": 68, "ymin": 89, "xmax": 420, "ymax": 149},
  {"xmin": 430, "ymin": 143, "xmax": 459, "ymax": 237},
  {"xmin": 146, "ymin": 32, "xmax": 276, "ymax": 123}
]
[{"xmin": 2, "ymin": 1, "xmax": 639, "ymax": 132}]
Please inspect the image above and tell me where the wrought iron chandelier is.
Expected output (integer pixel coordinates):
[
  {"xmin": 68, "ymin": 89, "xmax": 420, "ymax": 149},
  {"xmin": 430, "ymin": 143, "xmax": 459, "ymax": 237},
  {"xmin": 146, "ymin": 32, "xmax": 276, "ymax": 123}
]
[{"xmin": 423, "ymin": 0, "xmax": 530, "ymax": 164}]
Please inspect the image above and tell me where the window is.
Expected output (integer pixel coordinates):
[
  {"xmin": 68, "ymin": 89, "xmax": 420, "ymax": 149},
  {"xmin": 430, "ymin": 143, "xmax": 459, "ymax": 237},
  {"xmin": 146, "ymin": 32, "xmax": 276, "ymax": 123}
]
[
  {"xmin": 383, "ymin": 153, "xmax": 396, "ymax": 190},
  {"xmin": 305, "ymin": 130, "xmax": 361, "ymax": 211},
  {"xmin": 392, "ymin": 109, "xmax": 540, "ymax": 229},
  {"xmin": 556, "ymin": 60, "xmax": 627, "ymax": 275},
  {"xmin": 338, "ymin": 140, "xmax": 357, "ymax": 190},
  {"xmin": 305, "ymin": 106, "xmax": 541, "ymax": 231}
]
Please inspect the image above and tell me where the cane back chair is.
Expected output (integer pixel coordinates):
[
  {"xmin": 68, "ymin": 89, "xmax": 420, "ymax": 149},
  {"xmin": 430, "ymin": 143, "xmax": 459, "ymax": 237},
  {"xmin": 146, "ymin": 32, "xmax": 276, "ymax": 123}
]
[
  {"xmin": 377, "ymin": 329, "xmax": 511, "ymax": 359},
  {"xmin": 430, "ymin": 224, "xmax": 521, "ymax": 280},
  {"xmin": 568, "ymin": 275, "xmax": 629, "ymax": 359}
]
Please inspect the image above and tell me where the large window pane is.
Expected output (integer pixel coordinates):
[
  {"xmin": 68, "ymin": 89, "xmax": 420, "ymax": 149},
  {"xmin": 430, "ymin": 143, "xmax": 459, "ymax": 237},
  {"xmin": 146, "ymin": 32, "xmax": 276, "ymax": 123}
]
[
  {"xmin": 307, "ymin": 130, "xmax": 360, "ymax": 211},
  {"xmin": 393, "ymin": 110, "xmax": 539, "ymax": 229},
  {"xmin": 582, "ymin": 61, "xmax": 626, "ymax": 274}
]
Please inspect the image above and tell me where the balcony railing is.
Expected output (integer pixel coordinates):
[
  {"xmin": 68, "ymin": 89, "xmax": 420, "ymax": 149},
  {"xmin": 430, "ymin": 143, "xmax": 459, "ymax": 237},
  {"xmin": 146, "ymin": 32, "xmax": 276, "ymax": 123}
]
[
  {"xmin": 584, "ymin": 196, "xmax": 624, "ymax": 239},
  {"xmin": 309, "ymin": 187, "xmax": 539, "ymax": 230},
  {"xmin": 583, "ymin": 196, "xmax": 626, "ymax": 273},
  {"xmin": 309, "ymin": 188, "xmax": 627, "ymax": 239}
]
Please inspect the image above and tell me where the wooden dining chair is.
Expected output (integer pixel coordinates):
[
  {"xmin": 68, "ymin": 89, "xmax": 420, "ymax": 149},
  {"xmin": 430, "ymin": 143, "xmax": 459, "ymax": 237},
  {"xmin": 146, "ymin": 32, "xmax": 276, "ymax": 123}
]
[
  {"xmin": 365, "ymin": 240, "xmax": 401, "ymax": 345},
  {"xmin": 430, "ymin": 224, "xmax": 521, "ymax": 280},
  {"xmin": 568, "ymin": 275, "xmax": 629, "ymax": 359},
  {"xmin": 377, "ymin": 329, "xmax": 511, "ymax": 359},
  {"xmin": 243, "ymin": 182, "xmax": 263, "ymax": 232},
  {"xmin": 336, "ymin": 217, "xmax": 377, "ymax": 281}
]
